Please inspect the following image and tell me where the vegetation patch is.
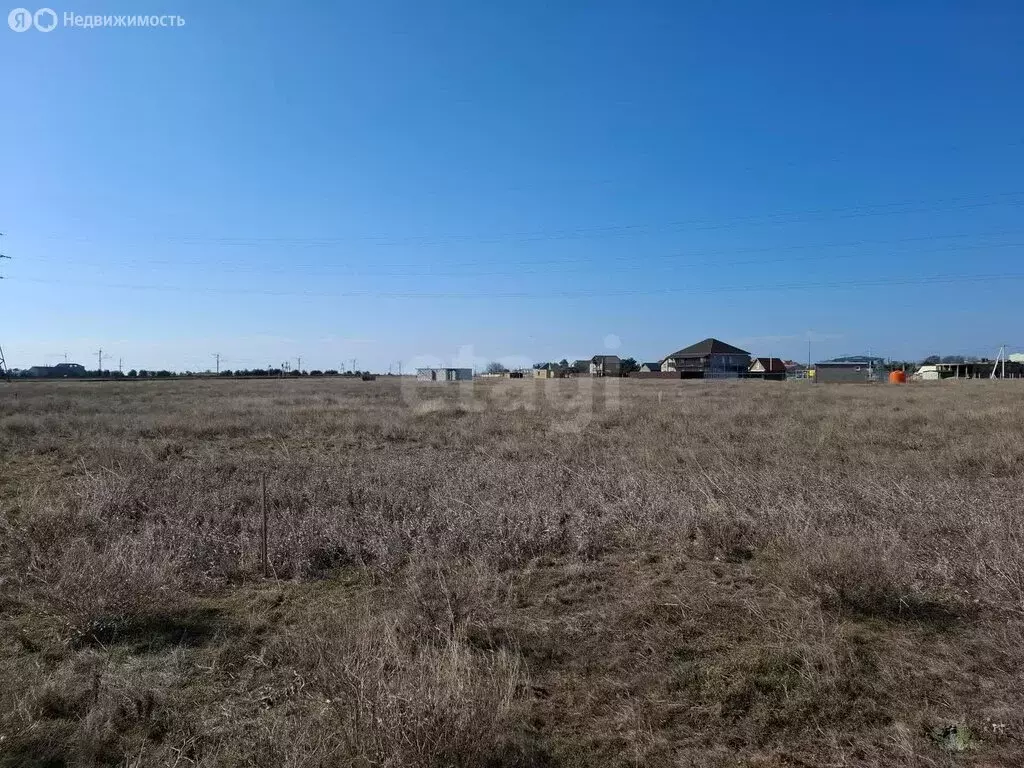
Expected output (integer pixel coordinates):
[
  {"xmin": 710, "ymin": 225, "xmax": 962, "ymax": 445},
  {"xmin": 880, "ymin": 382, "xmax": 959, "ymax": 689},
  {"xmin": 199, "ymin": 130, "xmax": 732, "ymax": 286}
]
[{"xmin": 1, "ymin": 378, "xmax": 1022, "ymax": 765}]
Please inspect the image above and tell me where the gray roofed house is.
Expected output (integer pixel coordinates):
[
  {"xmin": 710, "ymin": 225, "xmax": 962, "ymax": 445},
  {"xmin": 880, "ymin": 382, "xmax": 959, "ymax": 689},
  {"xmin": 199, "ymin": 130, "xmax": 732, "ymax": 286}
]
[
  {"xmin": 665, "ymin": 338, "xmax": 750, "ymax": 358},
  {"xmin": 661, "ymin": 338, "xmax": 751, "ymax": 378},
  {"xmin": 639, "ymin": 362, "xmax": 662, "ymax": 372},
  {"xmin": 589, "ymin": 355, "xmax": 621, "ymax": 377}
]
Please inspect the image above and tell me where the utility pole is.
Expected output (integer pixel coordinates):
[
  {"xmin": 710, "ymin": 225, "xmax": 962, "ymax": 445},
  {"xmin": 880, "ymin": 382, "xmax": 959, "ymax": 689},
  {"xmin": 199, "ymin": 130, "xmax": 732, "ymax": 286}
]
[
  {"xmin": 213, "ymin": 353, "xmax": 220, "ymax": 374},
  {"xmin": 97, "ymin": 348, "xmax": 104, "ymax": 376},
  {"xmin": 350, "ymin": 358, "xmax": 356, "ymax": 374},
  {"xmin": 991, "ymin": 345, "xmax": 1007, "ymax": 380},
  {"xmin": 398, "ymin": 361, "xmax": 402, "ymax": 376},
  {"xmin": 296, "ymin": 357, "xmax": 301, "ymax": 374},
  {"xmin": 118, "ymin": 357, "xmax": 123, "ymax": 374}
]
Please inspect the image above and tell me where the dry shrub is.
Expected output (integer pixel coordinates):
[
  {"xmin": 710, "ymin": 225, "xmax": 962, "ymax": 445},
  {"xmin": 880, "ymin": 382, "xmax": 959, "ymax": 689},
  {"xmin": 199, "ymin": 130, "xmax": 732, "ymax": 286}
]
[
  {"xmin": 2, "ymin": 648, "xmax": 185, "ymax": 767},
  {"xmin": 1, "ymin": 493, "xmax": 188, "ymax": 645},
  {"xmin": 243, "ymin": 604, "xmax": 537, "ymax": 768},
  {"xmin": 780, "ymin": 534, "xmax": 960, "ymax": 624},
  {"xmin": 48, "ymin": 532, "xmax": 184, "ymax": 644}
]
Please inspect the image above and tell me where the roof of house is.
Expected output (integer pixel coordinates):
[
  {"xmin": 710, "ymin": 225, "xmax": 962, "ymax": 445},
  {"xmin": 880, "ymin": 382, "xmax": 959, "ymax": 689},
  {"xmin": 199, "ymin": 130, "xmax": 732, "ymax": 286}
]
[
  {"xmin": 591, "ymin": 355, "xmax": 621, "ymax": 363},
  {"xmin": 641, "ymin": 362, "xmax": 661, "ymax": 369},
  {"xmin": 752, "ymin": 357, "xmax": 787, "ymax": 372},
  {"xmin": 665, "ymin": 338, "xmax": 750, "ymax": 358}
]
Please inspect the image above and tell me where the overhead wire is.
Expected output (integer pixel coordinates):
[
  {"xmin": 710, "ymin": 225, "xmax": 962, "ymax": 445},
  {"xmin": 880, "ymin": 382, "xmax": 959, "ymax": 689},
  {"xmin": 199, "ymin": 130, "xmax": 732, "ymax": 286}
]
[
  {"xmin": 10, "ymin": 271, "xmax": 1024, "ymax": 300},
  {"xmin": 17, "ymin": 235, "xmax": 1024, "ymax": 278},
  {"xmin": 28, "ymin": 189, "xmax": 1024, "ymax": 248}
]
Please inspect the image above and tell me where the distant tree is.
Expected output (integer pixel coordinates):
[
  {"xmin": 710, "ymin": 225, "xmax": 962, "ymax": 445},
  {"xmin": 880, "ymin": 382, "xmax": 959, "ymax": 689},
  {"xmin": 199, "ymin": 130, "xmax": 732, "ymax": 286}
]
[
  {"xmin": 220, "ymin": 369, "xmax": 234, "ymax": 377},
  {"xmin": 941, "ymin": 355, "xmax": 966, "ymax": 364},
  {"xmin": 324, "ymin": 369, "xmax": 339, "ymax": 376},
  {"xmin": 156, "ymin": 370, "xmax": 172, "ymax": 377},
  {"xmin": 922, "ymin": 355, "xmax": 941, "ymax": 365},
  {"xmin": 309, "ymin": 369, "xmax": 323, "ymax": 376},
  {"xmin": 127, "ymin": 369, "xmax": 138, "ymax": 378},
  {"xmin": 619, "ymin": 357, "xmax": 640, "ymax": 374},
  {"xmin": 486, "ymin": 362, "xmax": 508, "ymax": 374}
]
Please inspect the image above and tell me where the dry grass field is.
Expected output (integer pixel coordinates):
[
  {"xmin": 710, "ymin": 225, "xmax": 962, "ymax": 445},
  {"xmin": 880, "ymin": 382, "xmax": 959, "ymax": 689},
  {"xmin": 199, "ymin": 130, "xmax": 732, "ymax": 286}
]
[{"xmin": 1, "ymin": 377, "xmax": 1023, "ymax": 767}]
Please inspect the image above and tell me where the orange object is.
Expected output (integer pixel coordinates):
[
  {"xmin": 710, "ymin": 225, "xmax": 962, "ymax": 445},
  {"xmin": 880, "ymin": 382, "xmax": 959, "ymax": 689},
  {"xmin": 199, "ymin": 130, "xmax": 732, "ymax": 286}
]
[{"xmin": 889, "ymin": 370, "xmax": 907, "ymax": 384}]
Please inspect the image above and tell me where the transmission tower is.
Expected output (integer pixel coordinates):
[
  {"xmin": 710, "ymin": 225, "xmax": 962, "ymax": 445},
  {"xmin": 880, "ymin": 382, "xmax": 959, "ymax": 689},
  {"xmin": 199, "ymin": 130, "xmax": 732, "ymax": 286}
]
[
  {"xmin": 213, "ymin": 352, "xmax": 221, "ymax": 374},
  {"xmin": 1, "ymin": 236, "xmax": 11, "ymax": 380}
]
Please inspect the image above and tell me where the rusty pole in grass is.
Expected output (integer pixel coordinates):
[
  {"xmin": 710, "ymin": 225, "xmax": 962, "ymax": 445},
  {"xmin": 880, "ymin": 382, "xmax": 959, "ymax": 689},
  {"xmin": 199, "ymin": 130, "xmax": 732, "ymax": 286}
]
[{"xmin": 260, "ymin": 473, "xmax": 269, "ymax": 577}]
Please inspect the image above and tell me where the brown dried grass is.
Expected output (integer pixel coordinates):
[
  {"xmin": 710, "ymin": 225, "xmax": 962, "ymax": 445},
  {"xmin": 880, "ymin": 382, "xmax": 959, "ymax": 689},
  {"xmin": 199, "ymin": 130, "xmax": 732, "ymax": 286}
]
[{"xmin": 1, "ymin": 377, "xmax": 1023, "ymax": 766}]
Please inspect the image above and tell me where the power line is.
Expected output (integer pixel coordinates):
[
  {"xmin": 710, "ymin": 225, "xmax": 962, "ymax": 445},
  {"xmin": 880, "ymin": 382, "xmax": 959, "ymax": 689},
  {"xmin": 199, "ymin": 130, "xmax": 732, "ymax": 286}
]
[
  {"xmin": 21, "ymin": 230, "xmax": 1024, "ymax": 278},
  {"xmin": 10, "ymin": 270, "xmax": 1024, "ymax": 300},
  {"xmin": 27, "ymin": 190, "xmax": 1024, "ymax": 248}
]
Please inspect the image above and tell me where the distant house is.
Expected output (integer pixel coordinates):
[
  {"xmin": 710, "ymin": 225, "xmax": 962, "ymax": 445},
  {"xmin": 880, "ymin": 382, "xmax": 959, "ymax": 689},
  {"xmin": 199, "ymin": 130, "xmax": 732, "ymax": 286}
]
[
  {"xmin": 913, "ymin": 364, "xmax": 942, "ymax": 381},
  {"xmin": 415, "ymin": 368, "xmax": 473, "ymax": 382},
  {"xmin": 25, "ymin": 362, "xmax": 87, "ymax": 378},
  {"xmin": 661, "ymin": 338, "xmax": 751, "ymax": 378},
  {"xmin": 570, "ymin": 359, "xmax": 591, "ymax": 375},
  {"xmin": 749, "ymin": 358, "xmax": 787, "ymax": 374},
  {"xmin": 813, "ymin": 361, "xmax": 873, "ymax": 383},
  {"xmin": 589, "ymin": 355, "xmax": 621, "ymax": 377},
  {"xmin": 534, "ymin": 363, "xmax": 566, "ymax": 379},
  {"xmin": 638, "ymin": 362, "xmax": 662, "ymax": 373}
]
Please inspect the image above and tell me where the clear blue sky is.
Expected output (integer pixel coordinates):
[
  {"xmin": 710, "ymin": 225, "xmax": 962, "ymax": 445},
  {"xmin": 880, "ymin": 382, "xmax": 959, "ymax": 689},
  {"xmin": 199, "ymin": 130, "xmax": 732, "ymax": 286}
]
[{"xmin": 2, "ymin": 0, "xmax": 1023, "ymax": 371}]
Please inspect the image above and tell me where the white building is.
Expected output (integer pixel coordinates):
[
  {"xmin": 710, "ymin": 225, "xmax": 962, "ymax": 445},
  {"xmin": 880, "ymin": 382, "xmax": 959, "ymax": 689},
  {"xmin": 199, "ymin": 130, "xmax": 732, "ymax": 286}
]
[{"xmin": 416, "ymin": 368, "xmax": 473, "ymax": 382}]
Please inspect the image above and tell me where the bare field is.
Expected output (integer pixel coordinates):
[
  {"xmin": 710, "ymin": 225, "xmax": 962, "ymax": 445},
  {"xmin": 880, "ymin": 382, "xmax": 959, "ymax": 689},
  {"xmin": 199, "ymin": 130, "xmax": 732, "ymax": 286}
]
[{"xmin": 1, "ymin": 377, "xmax": 1023, "ymax": 767}]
